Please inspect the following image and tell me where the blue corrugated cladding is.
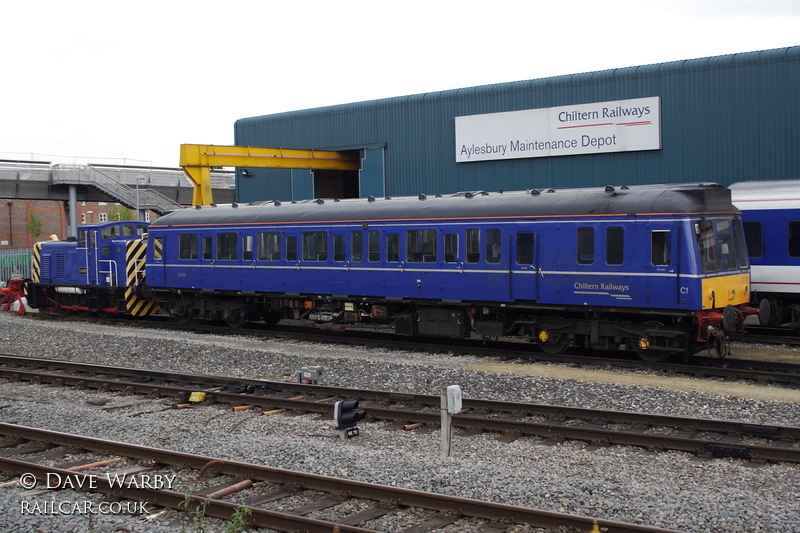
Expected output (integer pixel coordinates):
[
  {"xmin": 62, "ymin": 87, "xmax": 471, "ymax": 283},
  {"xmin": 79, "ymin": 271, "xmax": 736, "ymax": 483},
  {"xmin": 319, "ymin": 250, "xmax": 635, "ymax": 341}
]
[{"xmin": 234, "ymin": 46, "xmax": 800, "ymax": 202}]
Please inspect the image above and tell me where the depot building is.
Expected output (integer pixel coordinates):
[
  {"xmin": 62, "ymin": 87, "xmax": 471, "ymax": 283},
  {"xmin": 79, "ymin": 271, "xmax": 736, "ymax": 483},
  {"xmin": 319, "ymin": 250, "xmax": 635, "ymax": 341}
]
[{"xmin": 233, "ymin": 46, "xmax": 800, "ymax": 203}]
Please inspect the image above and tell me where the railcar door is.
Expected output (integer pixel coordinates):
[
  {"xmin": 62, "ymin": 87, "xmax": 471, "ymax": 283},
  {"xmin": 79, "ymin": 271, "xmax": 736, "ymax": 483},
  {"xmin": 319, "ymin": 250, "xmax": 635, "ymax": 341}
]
[
  {"xmin": 383, "ymin": 230, "xmax": 404, "ymax": 300},
  {"xmin": 401, "ymin": 227, "xmax": 441, "ymax": 301},
  {"xmin": 282, "ymin": 233, "xmax": 300, "ymax": 295},
  {"xmin": 213, "ymin": 231, "xmax": 242, "ymax": 291},
  {"xmin": 462, "ymin": 226, "xmax": 513, "ymax": 303},
  {"xmin": 441, "ymin": 228, "xmax": 464, "ymax": 302},
  {"xmin": 86, "ymin": 229, "xmax": 98, "ymax": 285},
  {"xmin": 510, "ymin": 228, "xmax": 538, "ymax": 301},
  {"xmin": 646, "ymin": 225, "xmax": 683, "ymax": 307},
  {"xmin": 330, "ymin": 230, "xmax": 350, "ymax": 297}
]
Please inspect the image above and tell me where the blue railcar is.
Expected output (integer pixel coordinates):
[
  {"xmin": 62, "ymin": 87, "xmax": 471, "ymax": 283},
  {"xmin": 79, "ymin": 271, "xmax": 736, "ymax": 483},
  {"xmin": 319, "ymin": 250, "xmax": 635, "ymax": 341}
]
[
  {"xmin": 145, "ymin": 183, "xmax": 754, "ymax": 361},
  {"xmin": 731, "ymin": 180, "xmax": 800, "ymax": 326},
  {"xmin": 27, "ymin": 221, "xmax": 159, "ymax": 316}
]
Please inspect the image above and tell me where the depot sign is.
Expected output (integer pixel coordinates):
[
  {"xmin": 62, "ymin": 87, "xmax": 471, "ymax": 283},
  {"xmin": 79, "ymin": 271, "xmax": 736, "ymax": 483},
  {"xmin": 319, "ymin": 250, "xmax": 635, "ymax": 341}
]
[{"xmin": 455, "ymin": 96, "xmax": 661, "ymax": 162}]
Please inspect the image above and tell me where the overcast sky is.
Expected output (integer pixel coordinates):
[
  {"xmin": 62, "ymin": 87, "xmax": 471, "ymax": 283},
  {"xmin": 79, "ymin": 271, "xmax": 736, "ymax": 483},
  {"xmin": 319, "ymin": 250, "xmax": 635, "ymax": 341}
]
[{"xmin": 2, "ymin": 0, "xmax": 798, "ymax": 169}]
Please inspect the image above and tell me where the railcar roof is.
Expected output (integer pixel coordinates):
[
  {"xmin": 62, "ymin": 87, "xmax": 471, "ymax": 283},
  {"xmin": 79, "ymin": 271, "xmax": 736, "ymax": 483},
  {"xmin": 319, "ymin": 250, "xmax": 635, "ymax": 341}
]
[{"xmin": 151, "ymin": 183, "xmax": 735, "ymax": 227}]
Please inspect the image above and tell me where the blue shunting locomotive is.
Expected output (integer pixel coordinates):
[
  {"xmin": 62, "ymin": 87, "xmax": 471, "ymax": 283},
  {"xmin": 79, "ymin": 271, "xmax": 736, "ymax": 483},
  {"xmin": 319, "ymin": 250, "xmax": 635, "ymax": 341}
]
[
  {"xmin": 134, "ymin": 183, "xmax": 754, "ymax": 361},
  {"xmin": 27, "ymin": 220, "xmax": 159, "ymax": 317}
]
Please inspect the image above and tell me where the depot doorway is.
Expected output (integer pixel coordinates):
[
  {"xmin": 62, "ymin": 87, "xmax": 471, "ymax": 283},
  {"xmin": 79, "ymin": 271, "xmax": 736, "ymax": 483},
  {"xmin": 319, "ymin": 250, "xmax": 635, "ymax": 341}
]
[{"xmin": 314, "ymin": 169, "xmax": 360, "ymax": 199}]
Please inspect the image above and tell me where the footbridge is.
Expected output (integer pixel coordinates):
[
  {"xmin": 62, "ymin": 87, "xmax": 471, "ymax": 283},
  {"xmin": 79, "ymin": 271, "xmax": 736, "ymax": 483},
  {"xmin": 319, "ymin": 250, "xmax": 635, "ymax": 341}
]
[{"xmin": 0, "ymin": 160, "xmax": 235, "ymax": 237}]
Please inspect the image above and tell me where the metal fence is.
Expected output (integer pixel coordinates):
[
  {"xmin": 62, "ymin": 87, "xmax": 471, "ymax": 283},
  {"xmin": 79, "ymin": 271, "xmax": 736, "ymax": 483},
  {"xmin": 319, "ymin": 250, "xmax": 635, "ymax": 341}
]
[{"xmin": 0, "ymin": 247, "xmax": 32, "ymax": 284}]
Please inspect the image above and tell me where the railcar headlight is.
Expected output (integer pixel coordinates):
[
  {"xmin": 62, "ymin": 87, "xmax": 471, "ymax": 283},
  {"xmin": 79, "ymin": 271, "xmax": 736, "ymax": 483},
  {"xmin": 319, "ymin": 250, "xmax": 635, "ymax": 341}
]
[{"xmin": 730, "ymin": 290, "xmax": 736, "ymax": 299}]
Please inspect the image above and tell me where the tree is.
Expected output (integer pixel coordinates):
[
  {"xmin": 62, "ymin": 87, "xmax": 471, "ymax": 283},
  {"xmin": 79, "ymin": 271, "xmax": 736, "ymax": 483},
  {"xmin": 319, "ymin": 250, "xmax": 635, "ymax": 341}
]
[
  {"xmin": 108, "ymin": 205, "xmax": 135, "ymax": 221},
  {"xmin": 27, "ymin": 211, "xmax": 43, "ymax": 239}
]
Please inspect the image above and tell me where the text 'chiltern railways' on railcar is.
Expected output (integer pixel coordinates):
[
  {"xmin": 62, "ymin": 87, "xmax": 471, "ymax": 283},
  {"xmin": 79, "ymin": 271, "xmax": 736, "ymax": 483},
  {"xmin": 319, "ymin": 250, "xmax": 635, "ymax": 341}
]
[{"xmin": 127, "ymin": 183, "xmax": 752, "ymax": 362}]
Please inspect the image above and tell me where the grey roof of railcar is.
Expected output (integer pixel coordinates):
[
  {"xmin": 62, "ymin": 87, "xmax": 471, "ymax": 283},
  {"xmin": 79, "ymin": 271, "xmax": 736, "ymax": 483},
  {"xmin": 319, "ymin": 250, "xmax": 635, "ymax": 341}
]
[{"xmin": 151, "ymin": 183, "xmax": 735, "ymax": 228}]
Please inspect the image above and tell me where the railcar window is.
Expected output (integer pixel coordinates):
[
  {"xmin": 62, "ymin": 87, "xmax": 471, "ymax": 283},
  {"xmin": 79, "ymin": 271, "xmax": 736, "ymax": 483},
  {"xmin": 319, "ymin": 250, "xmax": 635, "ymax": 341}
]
[
  {"xmin": 651, "ymin": 231, "xmax": 671, "ymax": 266},
  {"xmin": 216, "ymin": 233, "xmax": 238, "ymax": 261},
  {"xmin": 387, "ymin": 234, "xmax": 400, "ymax": 263},
  {"xmin": 742, "ymin": 222, "xmax": 762, "ymax": 258},
  {"xmin": 257, "ymin": 232, "xmax": 281, "ymax": 261},
  {"xmin": 89, "ymin": 231, "xmax": 96, "ymax": 250},
  {"xmin": 78, "ymin": 230, "xmax": 87, "ymax": 248},
  {"xmin": 179, "ymin": 234, "xmax": 198, "ymax": 260},
  {"xmin": 466, "ymin": 229, "xmax": 480, "ymax": 263},
  {"xmin": 202, "ymin": 237, "xmax": 212, "ymax": 260},
  {"xmin": 302, "ymin": 231, "xmax": 328, "ymax": 261},
  {"xmin": 242, "ymin": 235, "xmax": 253, "ymax": 261},
  {"xmin": 122, "ymin": 224, "xmax": 134, "ymax": 237},
  {"xmin": 516, "ymin": 232, "xmax": 534, "ymax": 265},
  {"xmin": 444, "ymin": 234, "xmax": 459, "ymax": 263},
  {"xmin": 137, "ymin": 226, "xmax": 147, "ymax": 237},
  {"xmin": 486, "ymin": 229, "xmax": 502, "ymax": 264},
  {"xmin": 577, "ymin": 228, "xmax": 594, "ymax": 265},
  {"xmin": 351, "ymin": 231, "xmax": 363, "ymax": 262},
  {"xmin": 789, "ymin": 222, "xmax": 800, "ymax": 257},
  {"xmin": 715, "ymin": 220, "xmax": 737, "ymax": 270},
  {"xmin": 286, "ymin": 235, "xmax": 297, "ymax": 261},
  {"xmin": 368, "ymin": 230, "xmax": 380, "ymax": 262},
  {"xmin": 697, "ymin": 221, "xmax": 718, "ymax": 272},
  {"xmin": 102, "ymin": 225, "xmax": 120, "ymax": 239},
  {"xmin": 334, "ymin": 235, "xmax": 346, "ymax": 262},
  {"xmin": 606, "ymin": 227, "xmax": 624, "ymax": 265},
  {"xmin": 406, "ymin": 229, "xmax": 437, "ymax": 262},
  {"xmin": 733, "ymin": 220, "xmax": 749, "ymax": 267}
]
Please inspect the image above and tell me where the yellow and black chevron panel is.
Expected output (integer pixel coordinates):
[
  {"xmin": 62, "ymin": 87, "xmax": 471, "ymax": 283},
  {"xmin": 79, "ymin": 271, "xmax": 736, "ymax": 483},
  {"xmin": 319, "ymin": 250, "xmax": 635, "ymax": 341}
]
[
  {"xmin": 125, "ymin": 239, "xmax": 162, "ymax": 316},
  {"xmin": 31, "ymin": 242, "xmax": 42, "ymax": 283}
]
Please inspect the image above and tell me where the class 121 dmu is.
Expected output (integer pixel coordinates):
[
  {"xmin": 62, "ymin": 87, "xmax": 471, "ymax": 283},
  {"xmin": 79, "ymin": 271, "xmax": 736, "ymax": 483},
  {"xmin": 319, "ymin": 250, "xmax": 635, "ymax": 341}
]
[{"xmin": 26, "ymin": 183, "xmax": 759, "ymax": 362}]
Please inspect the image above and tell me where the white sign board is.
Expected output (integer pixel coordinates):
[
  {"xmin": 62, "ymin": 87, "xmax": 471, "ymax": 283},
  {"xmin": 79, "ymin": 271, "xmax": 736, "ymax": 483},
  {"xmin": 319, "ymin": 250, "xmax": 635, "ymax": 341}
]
[{"xmin": 455, "ymin": 96, "xmax": 661, "ymax": 163}]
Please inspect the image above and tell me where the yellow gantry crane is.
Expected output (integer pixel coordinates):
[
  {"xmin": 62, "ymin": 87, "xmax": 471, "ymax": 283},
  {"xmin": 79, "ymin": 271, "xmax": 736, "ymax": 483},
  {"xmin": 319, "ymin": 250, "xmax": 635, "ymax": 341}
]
[{"xmin": 180, "ymin": 144, "xmax": 362, "ymax": 206}]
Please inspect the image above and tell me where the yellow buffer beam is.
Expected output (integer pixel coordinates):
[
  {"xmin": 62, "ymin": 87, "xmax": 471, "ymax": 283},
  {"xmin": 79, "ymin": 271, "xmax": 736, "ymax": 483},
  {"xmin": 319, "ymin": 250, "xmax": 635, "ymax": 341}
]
[{"xmin": 180, "ymin": 144, "xmax": 361, "ymax": 206}]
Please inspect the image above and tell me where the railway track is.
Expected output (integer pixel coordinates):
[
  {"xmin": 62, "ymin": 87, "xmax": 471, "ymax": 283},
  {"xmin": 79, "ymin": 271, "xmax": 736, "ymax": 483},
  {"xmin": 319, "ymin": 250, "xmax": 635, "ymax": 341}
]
[
  {"xmin": 2, "ymin": 354, "xmax": 798, "ymax": 464},
  {"xmin": 0, "ymin": 423, "xmax": 684, "ymax": 533},
  {"xmin": 33, "ymin": 313, "xmax": 800, "ymax": 385}
]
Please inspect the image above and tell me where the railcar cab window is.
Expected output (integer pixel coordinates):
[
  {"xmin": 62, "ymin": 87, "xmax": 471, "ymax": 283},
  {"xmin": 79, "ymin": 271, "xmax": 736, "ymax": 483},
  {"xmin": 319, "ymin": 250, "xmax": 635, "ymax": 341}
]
[
  {"xmin": 697, "ymin": 221, "xmax": 718, "ymax": 272},
  {"xmin": 789, "ymin": 221, "xmax": 800, "ymax": 258},
  {"xmin": 577, "ymin": 227, "xmax": 594, "ymax": 265},
  {"xmin": 606, "ymin": 227, "xmax": 624, "ymax": 265},
  {"xmin": 78, "ymin": 230, "xmax": 87, "ymax": 248},
  {"xmin": 217, "ymin": 233, "xmax": 238, "ymax": 261},
  {"xmin": 444, "ymin": 233, "xmax": 459, "ymax": 263},
  {"xmin": 516, "ymin": 233, "xmax": 534, "ymax": 265},
  {"xmin": 122, "ymin": 224, "xmax": 134, "ymax": 237},
  {"xmin": 368, "ymin": 230, "xmax": 380, "ymax": 262},
  {"xmin": 651, "ymin": 231, "xmax": 670, "ymax": 266},
  {"xmin": 715, "ymin": 219, "xmax": 738, "ymax": 270},
  {"xmin": 179, "ymin": 234, "xmax": 198, "ymax": 260},
  {"xmin": 733, "ymin": 220, "xmax": 749, "ymax": 268},
  {"xmin": 466, "ymin": 229, "xmax": 480, "ymax": 263},
  {"xmin": 302, "ymin": 231, "xmax": 328, "ymax": 261},
  {"xmin": 202, "ymin": 237, "xmax": 212, "ymax": 260},
  {"xmin": 386, "ymin": 234, "xmax": 400, "ymax": 262},
  {"xmin": 257, "ymin": 232, "xmax": 281, "ymax": 261},
  {"xmin": 486, "ymin": 229, "xmax": 502, "ymax": 264},
  {"xmin": 742, "ymin": 221, "xmax": 762, "ymax": 257},
  {"xmin": 406, "ymin": 229, "xmax": 437, "ymax": 262},
  {"xmin": 351, "ymin": 231, "xmax": 363, "ymax": 262}
]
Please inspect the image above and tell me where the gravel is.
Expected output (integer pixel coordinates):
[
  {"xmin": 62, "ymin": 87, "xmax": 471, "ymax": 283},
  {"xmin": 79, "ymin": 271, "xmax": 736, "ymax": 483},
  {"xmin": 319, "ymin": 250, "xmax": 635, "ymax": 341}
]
[{"xmin": 0, "ymin": 312, "xmax": 799, "ymax": 533}]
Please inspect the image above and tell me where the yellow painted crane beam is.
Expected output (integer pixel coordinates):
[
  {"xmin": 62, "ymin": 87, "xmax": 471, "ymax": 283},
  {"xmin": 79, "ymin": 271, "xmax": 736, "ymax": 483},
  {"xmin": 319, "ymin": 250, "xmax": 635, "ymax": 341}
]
[{"xmin": 180, "ymin": 144, "xmax": 361, "ymax": 206}]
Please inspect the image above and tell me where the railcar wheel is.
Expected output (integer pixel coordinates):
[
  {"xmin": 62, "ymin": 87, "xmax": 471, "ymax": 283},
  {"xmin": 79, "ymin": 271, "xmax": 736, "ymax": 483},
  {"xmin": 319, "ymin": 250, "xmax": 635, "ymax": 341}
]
[
  {"xmin": 170, "ymin": 305, "xmax": 193, "ymax": 325},
  {"xmin": 707, "ymin": 335, "xmax": 730, "ymax": 358},
  {"xmin": 634, "ymin": 321, "xmax": 673, "ymax": 363},
  {"xmin": 76, "ymin": 309, "xmax": 92, "ymax": 318},
  {"xmin": 224, "ymin": 310, "xmax": 246, "ymax": 329}
]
